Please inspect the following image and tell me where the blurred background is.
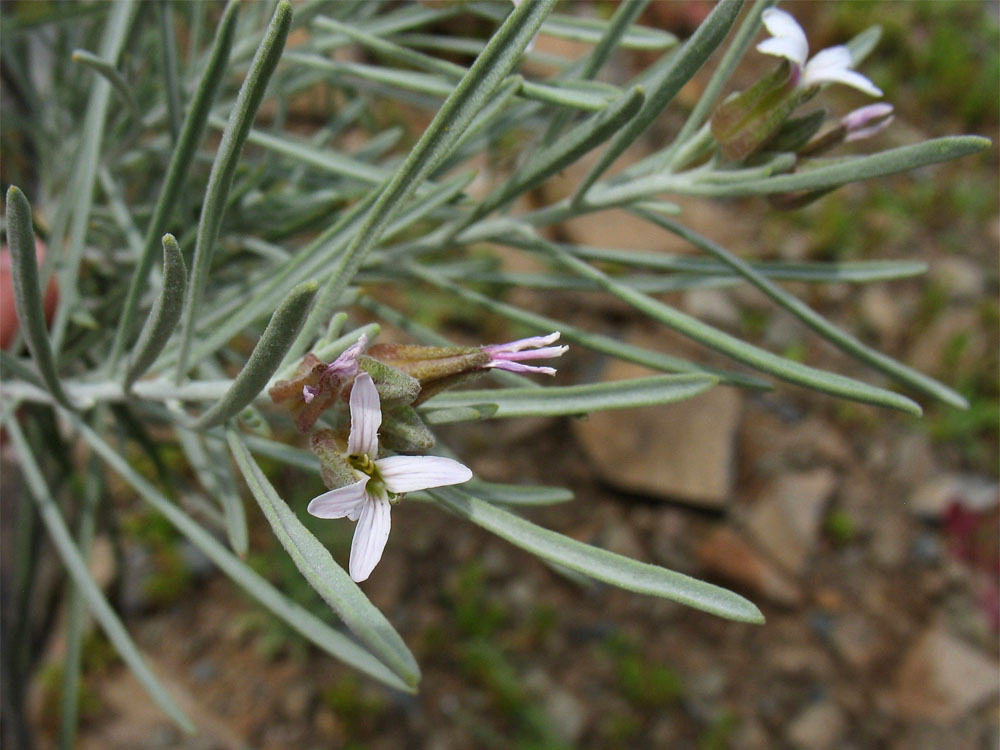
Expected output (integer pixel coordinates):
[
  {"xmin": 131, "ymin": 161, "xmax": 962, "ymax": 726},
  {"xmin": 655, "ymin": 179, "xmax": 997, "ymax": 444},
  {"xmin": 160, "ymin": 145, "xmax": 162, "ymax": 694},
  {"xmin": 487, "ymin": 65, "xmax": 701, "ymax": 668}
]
[{"xmin": 2, "ymin": 1, "xmax": 998, "ymax": 748}]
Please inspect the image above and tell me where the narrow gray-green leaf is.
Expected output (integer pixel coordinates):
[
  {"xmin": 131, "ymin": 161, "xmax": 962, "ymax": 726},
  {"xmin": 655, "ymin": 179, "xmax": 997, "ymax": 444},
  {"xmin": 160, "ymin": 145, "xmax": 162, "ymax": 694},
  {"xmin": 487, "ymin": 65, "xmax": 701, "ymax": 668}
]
[
  {"xmin": 601, "ymin": 137, "xmax": 992, "ymax": 202},
  {"xmin": 70, "ymin": 48, "xmax": 139, "ymax": 117},
  {"xmin": 124, "ymin": 235, "xmax": 187, "ymax": 391},
  {"xmin": 192, "ymin": 280, "xmax": 317, "ymax": 430},
  {"xmin": 462, "ymin": 480, "xmax": 574, "ymax": 506},
  {"xmin": 69, "ymin": 415, "xmax": 411, "ymax": 692},
  {"xmin": 175, "ymin": 422, "xmax": 248, "ymax": 557},
  {"xmin": 421, "ymin": 374, "xmax": 717, "ymax": 420},
  {"xmin": 532, "ymin": 236, "xmax": 922, "ymax": 414},
  {"xmin": 430, "ymin": 486, "xmax": 764, "ymax": 624},
  {"xmin": 404, "ymin": 261, "xmax": 770, "ymax": 389},
  {"xmin": 227, "ymin": 429, "xmax": 420, "ymax": 687},
  {"xmin": 176, "ymin": 0, "xmax": 293, "ymax": 382},
  {"xmin": 568, "ymin": 244, "xmax": 927, "ymax": 282},
  {"xmin": 847, "ymin": 24, "xmax": 882, "ymax": 66},
  {"xmin": 294, "ymin": 0, "xmax": 557, "ymax": 358},
  {"xmin": 59, "ymin": 461, "xmax": 100, "ymax": 750},
  {"xmin": 467, "ymin": 86, "xmax": 646, "ymax": 224},
  {"xmin": 638, "ymin": 210, "xmax": 968, "ymax": 408},
  {"xmin": 50, "ymin": 0, "xmax": 135, "ymax": 353},
  {"xmin": 4, "ymin": 187, "xmax": 74, "ymax": 409},
  {"xmin": 470, "ymin": 5, "xmax": 676, "ymax": 50},
  {"xmin": 6, "ymin": 421, "xmax": 195, "ymax": 734},
  {"xmin": 658, "ymin": 0, "xmax": 775, "ymax": 169},
  {"xmin": 573, "ymin": 0, "xmax": 743, "ymax": 201},
  {"xmin": 421, "ymin": 404, "xmax": 499, "ymax": 425},
  {"xmin": 156, "ymin": 0, "xmax": 183, "ymax": 142},
  {"xmin": 110, "ymin": 0, "xmax": 240, "ymax": 370}
]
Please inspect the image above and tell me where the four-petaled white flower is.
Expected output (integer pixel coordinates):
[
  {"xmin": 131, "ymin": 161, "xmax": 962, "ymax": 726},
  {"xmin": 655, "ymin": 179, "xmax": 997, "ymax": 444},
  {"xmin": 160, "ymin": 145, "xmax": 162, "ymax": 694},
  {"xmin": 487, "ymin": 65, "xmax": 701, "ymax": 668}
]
[
  {"xmin": 757, "ymin": 8, "xmax": 883, "ymax": 97},
  {"xmin": 307, "ymin": 372, "xmax": 473, "ymax": 582},
  {"xmin": 481, "ymin": 332, "xmax": 568, "ymax": 375}
]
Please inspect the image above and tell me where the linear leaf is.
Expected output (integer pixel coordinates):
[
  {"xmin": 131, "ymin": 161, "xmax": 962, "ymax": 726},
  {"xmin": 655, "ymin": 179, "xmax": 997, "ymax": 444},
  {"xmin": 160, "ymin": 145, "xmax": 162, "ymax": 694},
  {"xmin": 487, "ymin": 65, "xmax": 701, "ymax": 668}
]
[
  {"xmin": 50, "ymin": 0, "xmax": 135, "ymax": 352},
  {"xmin": 598, "ymin": 136, "xmax": 992, "ymax": 202},
  {"xmin": 531, "ymin": 236, "xmax": 923, "ymax": 415},
  {"xmin": 6, "ymin": 421, "xmax": 195, "ymax": 734},
  {"xmin": 70, "ymin": 48, "xmax": 139, "ymax": 116},
  {"xmin": 467, "ymin": 86, "xmax": 645, "ymax": 224},
  {"xmin": 404, "ymin": 262, "xmax": 771, "ymax": 389},
  {"xmin": 421, "ymin": 374, "xmax": 718, "ymax": 420},
  {"xmin": 192, "ymin": 280, "xmax": 317, "ymax": 430},
  {"xmin": 430, "ymin": 486, "xmax": 763, "ymax": 623},
  {"xmin": 110, "ymin": 0, "xmax": 240, "ymax": 370},
  {"xmin": 227, "ymin": 429, "xmax": 420, "ymax": 687},
  {"xmin": 124, "ymin": 235, "xmax": 187, "ymax": 391},
  {"xmin": 5, "ymin": 187, "xmax": 74, "ymax": 409},
  {"xmin": 293, "ymin": 0, "xmax": 558, "ymax": 359},
  {"xmin": 462, "ymin": 480, "xmax": 574, "ymax": 506},
  {"xmin": 70, "ymin": 415, "xmax": 411, "ymax": 692},
  {"xmin": 573, "ymin": 0, "xmax": 743, "ymax": 200},
  {"xmin": 638, "ymin": 210, "xmax": 968, "ymax": 408},
  {"xmin": 176, "ymin": 1, "xmax": 293, "ymax": 381}
]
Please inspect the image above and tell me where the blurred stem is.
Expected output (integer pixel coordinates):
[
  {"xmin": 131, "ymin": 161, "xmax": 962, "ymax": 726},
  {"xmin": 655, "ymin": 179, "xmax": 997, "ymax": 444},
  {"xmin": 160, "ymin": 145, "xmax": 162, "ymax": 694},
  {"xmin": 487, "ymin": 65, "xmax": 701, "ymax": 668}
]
[
  {"xmin": 156, "ymin": 0, "xmax": 183, "ymax": 143},
  {"xmin": 59, "ymin": 457, "xmax": 100, "ymax": 750}
]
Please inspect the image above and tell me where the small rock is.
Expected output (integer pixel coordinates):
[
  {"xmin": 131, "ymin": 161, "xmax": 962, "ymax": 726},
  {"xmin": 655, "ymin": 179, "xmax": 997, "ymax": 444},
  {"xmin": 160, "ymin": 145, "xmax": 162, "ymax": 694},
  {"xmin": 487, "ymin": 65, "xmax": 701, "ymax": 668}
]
[
  {"xmin": 573, "ymin": 350, "xmax": 742, "ymax": 507},
  {"xmin": 931, "ymin": 257, "xmax": 985, "ymax": 300},
  {"xmin": 893, "ymin": 625, "xmax": 999, "ymax": 722},
  {"xmin": 870, "ymin": 512, "xmax": 912, "ymax": 568},
  {"xmin": 696, "ymin": 527, "xmax": 802, "ymax": 606},
  {"xmin": 860, "ymin": 285, "xmax": 904, "ymax": 345},
  {"xmin": 831, "ymin": 613, "xmax": 884, "ymax": 671},
  {"xmin": 786, "ymin": 700, "xmax": 845, "ymax": 750},
  {"xmin": 684, "ymin": 288, "xmax": 741, "ymax": 329},
  {"xmin": 600, "ymin": 521, "xmax": 645, "ymax": 560},
  {"xmin": 745, "ymin": 469, "xmax": 837, "ymax": 575},
  {"xmin": 281, "ymin": 684, "xmax": 313, "ymax": 722},
  {"xmin": 544, "ymin": 687, "xmax": 587, "ymax": 743}
]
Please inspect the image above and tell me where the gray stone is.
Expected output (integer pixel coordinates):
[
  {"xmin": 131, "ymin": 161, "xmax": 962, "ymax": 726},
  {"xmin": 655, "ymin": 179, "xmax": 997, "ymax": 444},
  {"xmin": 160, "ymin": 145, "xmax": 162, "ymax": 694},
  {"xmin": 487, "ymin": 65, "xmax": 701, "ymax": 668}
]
[
  {"xmin": 696, "ymin": 526, "xmax": 802, "ymax": 606},
  {"xmin": 893, "ymin": 625, "xmax": 999, "ymax": 722},
  {"xmin": 787, "ymin": 700, "xmax": 845, "ymax": 750},
  {"xmin": 544, "ymin": 687, "xmax": 587, "ymax": 742},
  {"xmin": 745, "ymin": 468, "xmax": 838, "ymax": 575},
  {"xmin": 573, "ymin": 349, "xmax": 742, "ymax": 507}
]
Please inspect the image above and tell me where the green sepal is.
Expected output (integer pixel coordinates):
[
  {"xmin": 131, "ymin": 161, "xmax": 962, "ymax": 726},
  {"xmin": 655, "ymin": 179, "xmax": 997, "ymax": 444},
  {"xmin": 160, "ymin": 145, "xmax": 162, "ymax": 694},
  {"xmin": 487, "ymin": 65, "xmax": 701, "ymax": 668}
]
[
  {"xmin": 366, "ymin": 342, "xmax": 491, "ymax": 385},
  {"xmin": 309, "ymin": 430, "xmax": 356, "ymax": 490},
  {"xmin": 380, "ymin": 405, "xmax": 436, "ymax": 453},
  {"xmin": 357, "ymin": 355, "xmax": 420, "ymax": 407},
  {"xmin": 765, "ymin": 108, "xmax": 828, "ymax": 154},
  {"xmin": 711, "ymin": 61, "xmax": 815, "ymax": 161}
]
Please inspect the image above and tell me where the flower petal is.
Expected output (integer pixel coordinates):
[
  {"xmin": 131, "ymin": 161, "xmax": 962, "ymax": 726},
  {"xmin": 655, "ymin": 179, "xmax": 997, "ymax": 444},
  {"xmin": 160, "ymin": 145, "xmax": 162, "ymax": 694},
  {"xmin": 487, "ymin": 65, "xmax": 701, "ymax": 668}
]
[
  {"xmin": 482, "ymin": 332, "xmax": 561, "ymax": 354},
  {"xmin": 349, "ymin": 492, "xmax": 391, "ymax": 582},
  {"xmin": 377, "ymin": 455, "xmax": 474, "ymax": 494},
  {"xmin": 307, "ymin": 478, "xmax": 369, "ymax": 519},
  {"xmin": 804, "ymin": 46, "xmax": 883, "ymax": 96},
  {"xmin": 347, "ymin": 372, "xmax": 381, "ymax": 456},
  {"xmin": 485, "ymin": 360, "xmax": 557, "ymax": 375},
  {"xmin": 759, "ymin": 8, "xmax": 808, "ymax": 66}
]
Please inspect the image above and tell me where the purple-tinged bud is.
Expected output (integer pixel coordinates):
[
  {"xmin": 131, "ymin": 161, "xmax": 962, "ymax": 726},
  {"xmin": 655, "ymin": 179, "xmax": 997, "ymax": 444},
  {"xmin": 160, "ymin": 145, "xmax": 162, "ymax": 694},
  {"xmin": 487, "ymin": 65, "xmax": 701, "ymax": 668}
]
[
  {"xmin": 842, "ymin": 103, "xmax": 894, "ymax": 142},
  {"xmin": 268, "ymin": 336, "xmax": 369, "ymax": 433}
]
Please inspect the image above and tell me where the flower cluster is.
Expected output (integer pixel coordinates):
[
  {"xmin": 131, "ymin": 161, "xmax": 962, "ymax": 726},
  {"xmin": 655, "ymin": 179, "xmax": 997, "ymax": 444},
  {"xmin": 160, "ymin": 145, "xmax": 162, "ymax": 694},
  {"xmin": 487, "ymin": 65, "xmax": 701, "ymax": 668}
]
[
  {"xmin": 711, "ymin": 8, "xmax": 891, "ymax": 163},
  {"xmin": 272, "ymin": 332, "xmax": 567, "ymax": 581}
]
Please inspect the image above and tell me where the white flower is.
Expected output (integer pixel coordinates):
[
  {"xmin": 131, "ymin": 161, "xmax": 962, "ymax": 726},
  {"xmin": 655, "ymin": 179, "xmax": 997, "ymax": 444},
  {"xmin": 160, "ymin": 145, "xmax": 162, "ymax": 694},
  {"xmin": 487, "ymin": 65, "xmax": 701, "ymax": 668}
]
[
  {"xmin": 307, "ymin": 372, "xmax": 473, "ymax": 582},
  {"xmin": 757, "ymin": 8, "xmax": 883, "ymax": 97}
]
